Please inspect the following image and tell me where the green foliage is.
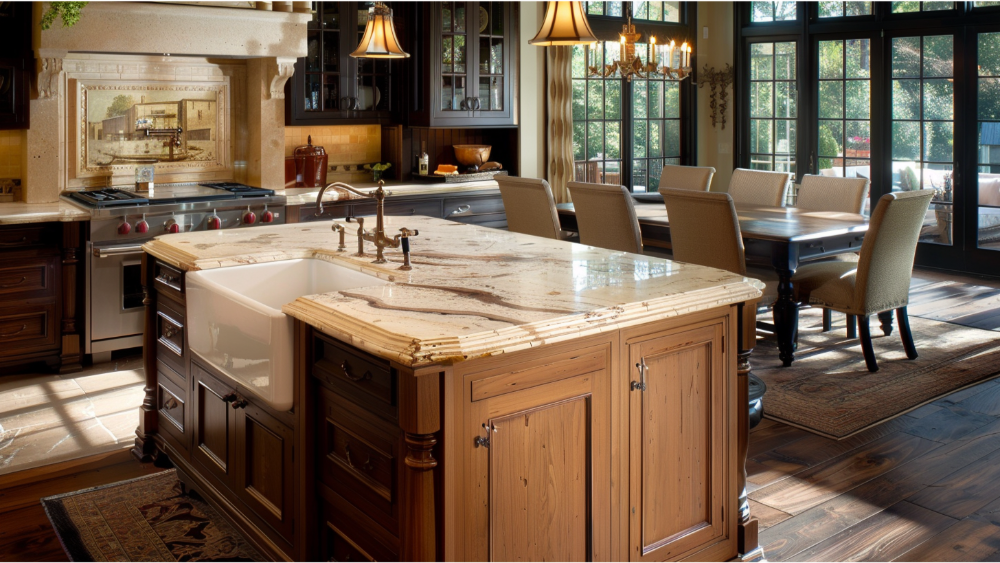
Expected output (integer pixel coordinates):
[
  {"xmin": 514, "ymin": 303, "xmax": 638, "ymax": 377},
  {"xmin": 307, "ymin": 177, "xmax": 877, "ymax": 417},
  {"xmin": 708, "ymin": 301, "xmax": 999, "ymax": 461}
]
[
  {"xmin": 40, "ymin": 2, "xmax": 89, "ymax": 31},
  {"xmin": 819, "ymin": 123, "xmax": 839, "ymax": 160},
  {"xmin": 106, "ymin": 95, "xmax": 135, "ymax": 119},
  {"xmin": 900, "ymin": 166, "xmax": 920, "ymax": 190}
]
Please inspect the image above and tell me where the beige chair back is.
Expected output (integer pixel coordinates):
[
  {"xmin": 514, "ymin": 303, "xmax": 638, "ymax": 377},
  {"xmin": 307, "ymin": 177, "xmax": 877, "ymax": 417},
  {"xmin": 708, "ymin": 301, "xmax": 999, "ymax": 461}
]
[
  {"xmin": 797, "ymin": 174, "xmax": 870, "ymax": 214},
  {"xmin": 658, "ymin": 165, "xmax": 716, "ymax": 192},
  {"xmin": 854, "ymin": 189, "xmax": 935, "ymax": 314},
  {"xmin": 567, "ymin": 181, "xmax": 642, "ymax": 254},
  {"xmin": 659, "ymin": 188, "xmax": 746, "ymax": 275},
  {"xmin": 728, "ymin": 168, "xmax": 792, "ymax": 207},
  {"xmin": 496, "ymin": 175, "xmax": 563, "ymax": 239}
]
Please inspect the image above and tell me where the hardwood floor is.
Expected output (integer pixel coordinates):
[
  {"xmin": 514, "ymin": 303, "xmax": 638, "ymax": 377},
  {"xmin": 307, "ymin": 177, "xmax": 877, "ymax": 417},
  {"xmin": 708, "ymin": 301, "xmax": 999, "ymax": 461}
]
[{"xmin": 752, "ymin": 268, "xmax": 1000, "ymax": 562}]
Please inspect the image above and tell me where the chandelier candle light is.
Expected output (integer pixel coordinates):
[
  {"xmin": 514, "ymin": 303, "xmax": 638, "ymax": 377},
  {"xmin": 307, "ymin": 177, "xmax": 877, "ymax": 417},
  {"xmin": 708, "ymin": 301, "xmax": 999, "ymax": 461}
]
[{"xmin": 588, "ymin": 13, "xmax": 692, "ymax": 82}]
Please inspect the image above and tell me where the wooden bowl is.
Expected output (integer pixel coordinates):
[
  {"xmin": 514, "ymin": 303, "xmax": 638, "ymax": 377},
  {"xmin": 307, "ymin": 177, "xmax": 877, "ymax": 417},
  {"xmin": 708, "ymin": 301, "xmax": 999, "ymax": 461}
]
[{"xmin": 453, "ymin": 145, "xmax": 492, "ymax": 172}]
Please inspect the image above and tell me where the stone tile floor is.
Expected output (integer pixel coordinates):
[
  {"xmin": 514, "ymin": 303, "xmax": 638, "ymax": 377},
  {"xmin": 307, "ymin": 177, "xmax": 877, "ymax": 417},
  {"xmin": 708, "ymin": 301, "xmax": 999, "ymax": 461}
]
[{"xmin": 0, "ymin": 355, "xmax": 144, "ymax": 476}]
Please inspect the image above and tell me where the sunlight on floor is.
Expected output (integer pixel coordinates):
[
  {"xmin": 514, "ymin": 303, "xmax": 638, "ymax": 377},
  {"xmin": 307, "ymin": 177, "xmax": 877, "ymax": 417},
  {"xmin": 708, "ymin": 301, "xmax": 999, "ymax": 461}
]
[{"xmin": 0, "ymin": 356, "xmax": 145, "ymax": 476}]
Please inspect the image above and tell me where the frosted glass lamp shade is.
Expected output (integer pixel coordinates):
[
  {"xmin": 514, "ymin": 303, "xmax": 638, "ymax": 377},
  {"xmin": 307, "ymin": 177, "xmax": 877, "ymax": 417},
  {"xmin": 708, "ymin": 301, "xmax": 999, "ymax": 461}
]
[
  {"xmin": 350, "ymin": 3, "xmax": 410, "ymax": 59},
  {"xmin": 529, "ymin": 1, "xmax": 599, "ymax": 46}
]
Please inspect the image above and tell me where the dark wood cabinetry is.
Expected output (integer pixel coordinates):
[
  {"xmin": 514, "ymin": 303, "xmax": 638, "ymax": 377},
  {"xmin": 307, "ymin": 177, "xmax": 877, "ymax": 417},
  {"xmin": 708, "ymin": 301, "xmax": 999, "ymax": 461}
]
[
  {"xmin": 406, "ymin": 1, "xmax": 519, "ymax": 128},
  {"xmin": 289, "ymin": 188, "xmax": 508, "ymax": 229},
  {"xmin": 0, "ymin": 1, "xmax": 31, "ymax": 130},
  {"xmin": 0, "ymin": 223, "xmax": 84, "ymax": 373},
  {"xmin": 286, "ymin": 1, "xmax": 405, "ymax": 125}
]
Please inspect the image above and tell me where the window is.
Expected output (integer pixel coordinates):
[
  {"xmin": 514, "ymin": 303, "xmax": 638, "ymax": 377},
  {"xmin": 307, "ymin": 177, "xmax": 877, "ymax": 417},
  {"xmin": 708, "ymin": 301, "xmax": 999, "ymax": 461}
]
[
  {"xmin": 977, "ymin": 32, "xmax": 1000, "ymax": 251},
  {"xmin": 631, "ymin": 1, "xmax": 680, "ymax": 22},
  {"xmin": 817, "ymin": 1, "xmax": 871, "ymax": 18},
  {"xmin": 890, "ymin": 1, "xmax": 952, "ymax": 13},
  {"xmin": 975, "ymin": 1, "xmax": 1000, "ymax": 6},
  {"xmin": 571, "ymin": 41, "xmax": 684, "ymax": 192},
  {"xmin": 584, "ymin": 1, "xmax": 624, "ymax": 16},
  {"xmin": 751, "ymin": 1, "xmax": 797, "ymax": 22},
  {"xmin": 750, "ymin": 42, "xmax": 797, "ymax": 174},
  {"xmin": 817, "ymin": 39, "xmax": 871, "ymax": 179}
]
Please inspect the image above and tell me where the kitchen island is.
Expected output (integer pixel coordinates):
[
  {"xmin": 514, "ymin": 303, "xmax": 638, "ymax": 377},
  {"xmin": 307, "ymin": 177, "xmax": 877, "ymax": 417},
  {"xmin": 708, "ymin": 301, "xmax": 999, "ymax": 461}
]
[{"xmin": 139, "ymin": 216, "xmax": 764, "ymax": 562}]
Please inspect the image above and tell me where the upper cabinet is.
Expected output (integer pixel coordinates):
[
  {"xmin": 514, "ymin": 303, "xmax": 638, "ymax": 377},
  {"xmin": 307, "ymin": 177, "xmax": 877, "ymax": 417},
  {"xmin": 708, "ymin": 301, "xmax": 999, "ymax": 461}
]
[
  {"xmin": 286, "ymin": 2, "xmax": 401, "ymax": 125},
  {"xmin": 406, "ymin": 1, "xmax": 518, "ymax": 128},
  {"xmin": 0, "ymin": 2, "xmax": 31, "ymax": 130}
]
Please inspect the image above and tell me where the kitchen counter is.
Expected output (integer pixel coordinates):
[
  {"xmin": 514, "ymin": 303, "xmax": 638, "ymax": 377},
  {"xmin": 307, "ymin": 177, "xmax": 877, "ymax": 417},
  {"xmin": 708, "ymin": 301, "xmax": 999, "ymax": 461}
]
[
  {"xmin": 143, "ymin": 216, "xmax": 763, "ymax": 368},
  {"xmin": 0, "ymin": 201, "xmax": 92, "ymax": 225},
  {"xmin": 278, "ymin": 178, "xmax": 498, "ymax": 206}
]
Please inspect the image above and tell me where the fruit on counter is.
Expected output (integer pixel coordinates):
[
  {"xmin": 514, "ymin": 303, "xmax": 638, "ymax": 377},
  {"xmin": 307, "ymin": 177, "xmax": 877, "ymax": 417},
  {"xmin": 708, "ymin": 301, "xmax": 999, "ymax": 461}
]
[{"xmin": 434, "ymin": 164, "xmax": 459, "ymax": 175}]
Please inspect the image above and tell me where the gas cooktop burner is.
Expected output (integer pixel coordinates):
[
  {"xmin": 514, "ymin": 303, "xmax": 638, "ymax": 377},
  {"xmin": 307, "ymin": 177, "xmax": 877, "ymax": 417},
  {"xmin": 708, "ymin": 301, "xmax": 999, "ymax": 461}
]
[
  {"xmin": 199, "ymin": 181, "xmax": 271, "ymax": 195},
  {"xmin": 69, "ymin": 189, "xmax": 149, "ymax": 207}
]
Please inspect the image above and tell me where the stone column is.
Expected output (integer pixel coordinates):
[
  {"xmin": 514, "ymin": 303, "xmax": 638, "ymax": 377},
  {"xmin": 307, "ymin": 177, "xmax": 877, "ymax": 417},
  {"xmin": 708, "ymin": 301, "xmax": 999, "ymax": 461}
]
[
  {"xmin": 24, "ymin": 50, "xmax": 67, "ymax": 203},
  {"xmin": 246, "ymin": 57, "xmax": 295, "ymax": 189}
]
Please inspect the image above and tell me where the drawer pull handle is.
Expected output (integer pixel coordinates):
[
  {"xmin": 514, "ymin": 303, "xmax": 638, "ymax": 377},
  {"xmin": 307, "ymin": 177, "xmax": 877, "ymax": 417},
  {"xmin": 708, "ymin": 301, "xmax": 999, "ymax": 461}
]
[
  {"xmin": 0, "ymin": 325, "xmax": 26, "ymax": 338},
  {"xmin": 231, "ymin": 398, "xmax": 248, "ymax": 409},
  {"xmin": 0, "ymin": 277, "xmax": 26, "ymax": 289},
  {"xmin": 156, "ymin": 272, "xmax": 180, "ymax": 285},
  {"xmin": 340, "ymin": 361, "xmax": 373, "ymax": 383},
  {"xmin": 163, "ymin": 397, "xmax": 179, "ymax": 410},
  {"xmin": 448, "ymin": 204, "xmax": 473, "ymax": 217},
  {"xmin": 162, "ymin": 324, "xmax": 179, "ymax": 339},
  {"xmin": 344, "ymin": 443, "xmax": 373, "ymax": 472},
  {"xmin": 0, "ymin": 237, "xmax": 27, "ymax": 247}
]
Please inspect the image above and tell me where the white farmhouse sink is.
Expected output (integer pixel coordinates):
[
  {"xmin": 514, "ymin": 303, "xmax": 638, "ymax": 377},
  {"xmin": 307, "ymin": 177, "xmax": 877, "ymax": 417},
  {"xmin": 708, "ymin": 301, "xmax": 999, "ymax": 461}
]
[{"xmin": 186, "ymin": 259, "xmax": 387, "ymax": 411}]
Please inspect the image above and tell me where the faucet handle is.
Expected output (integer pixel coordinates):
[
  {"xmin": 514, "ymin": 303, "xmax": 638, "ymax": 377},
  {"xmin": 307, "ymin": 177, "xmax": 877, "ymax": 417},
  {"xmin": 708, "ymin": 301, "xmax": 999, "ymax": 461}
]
[
  {"xmin": 331, "ymin": 222, "xmax": 347, "ymax": 252},
  {"xmin": 398, "ymin": 228, "xmax": 418, "ymax": 271}
]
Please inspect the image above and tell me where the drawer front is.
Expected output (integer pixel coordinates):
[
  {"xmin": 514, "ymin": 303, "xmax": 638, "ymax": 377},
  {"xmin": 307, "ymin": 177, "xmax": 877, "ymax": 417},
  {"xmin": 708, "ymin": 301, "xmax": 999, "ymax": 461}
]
[
  {"xmin": 323, "ymin": 521, "xmax": 374, "ymax": 563},
  {"xmin": 0, "ymin": 257, "xmax": 56, "ymax": 301},
  {"xmin": 154, "ymin": 261, "xmax": 184, "ymax": 300},
  {"xmin": 303, "ymin": 202, "xmax": 353, "ymax": 222},
  {"xmin": 0, "ymin": 303, "xmax": 58, "ymax": 354},
  {"xmin": 443, "ymin": 195, "xmax": 505, "ymax": 217},
  {"xmin": 352, "ymin": 199, "xmax": 443, "ymax": 219},
  {"xmin": 319, "ymin": 486, "xmax": 399, "ymax": 563},
  {"xmin": 0, "ymin": 225, "xmax": 57, "ymax": 249},
  {"xmin": 158, "ymin": 368, "xmax": 189, "ymax": 457},
  {"xmin": 157, "ymin": 298, "xmax": 186, "ymax": 374},
  {"xmin": 313, "ymin": 334, "xmax": 396, "ymax": 421},
  {"xmin": 318, "ymin": 386, "xmax": 399, "ymax": 531}
]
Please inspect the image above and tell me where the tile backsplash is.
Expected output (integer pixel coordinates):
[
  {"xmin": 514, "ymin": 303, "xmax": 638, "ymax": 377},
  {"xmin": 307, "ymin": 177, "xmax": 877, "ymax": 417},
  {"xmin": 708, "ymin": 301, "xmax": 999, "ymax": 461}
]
[
  {"xmin": 285, "ymin": 125, "xmax": 382, "ymax": 184},
  {"xmin": 0, "ymin": 131, "xmax": 23, "ymax": 180}
]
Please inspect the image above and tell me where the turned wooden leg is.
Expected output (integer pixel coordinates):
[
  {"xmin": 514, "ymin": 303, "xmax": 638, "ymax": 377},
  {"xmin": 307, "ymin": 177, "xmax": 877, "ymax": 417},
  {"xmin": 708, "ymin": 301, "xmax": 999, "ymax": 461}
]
[
  {"xmin": 822, "ymin": 308, "xmax": 832, "ymax": 332},
  {"xmin": 400, "ymin": 372, "xmax": 442, "ymax": 562},
  {"xmin": 736, "ymin": 302, "xmax": 763, "ymax": 560},
  {"xmin": 59, "ymin": 222, "xmax": 84, "ymax": 374},
  {"xmin": 846, "ymin": 314, "xmax": 857, "ymax": 338},
  {"xmin": 878, "ymin": 311, "xmax": 894, "ymax": 336},
  {"xmin": 858, "ymin": 315, "xmax": 879, "ymax": 373},
  {"xmin": 132, "ymin": 253, "xmax": 158, "ymax": 463},
  {"xmin": 897, "ymin": 307, "xmax": 918, "ymax": 360}
]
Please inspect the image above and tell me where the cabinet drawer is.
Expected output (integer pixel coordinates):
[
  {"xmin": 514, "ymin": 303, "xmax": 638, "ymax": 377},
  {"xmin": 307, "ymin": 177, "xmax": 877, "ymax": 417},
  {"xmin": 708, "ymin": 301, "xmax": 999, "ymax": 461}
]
[
  {"xmin": 154, "ymin": 261, "xmax": 184, "ymax": 300},
  {"xmin": 158, "ymin": 367, "xmax": 189, "ymax": 457},
  {"xmin": 157, "ymin": 298, "xmax": 186, "ymax": 374},
  {"xmin": 443, "ymin": 195, "xmax": 505, "ymax": 217},
  {"xmin": 319, "ymin": 484, "xmax": 399, "ymax": 563},
  {"xmin": 318, "ymin": 386, "xmax": 399, "ymax": 532},
  {"xmin": 0, "ymin": 257, "xmax": 56, "ymax": 301},
  {"xmin": 352, "ymin": 199, "xmax": 443, "ymax": 219},
  {"xmin": 313, "ymin": 333, "xmax": 396, "ymax": 421},
  {"xmin": 0, "ymin": 303, "xmax": 58, "ymax": 355},
  {"xmin": 0, "ymin": 225, "xmax": 57, "ymax": 249}
]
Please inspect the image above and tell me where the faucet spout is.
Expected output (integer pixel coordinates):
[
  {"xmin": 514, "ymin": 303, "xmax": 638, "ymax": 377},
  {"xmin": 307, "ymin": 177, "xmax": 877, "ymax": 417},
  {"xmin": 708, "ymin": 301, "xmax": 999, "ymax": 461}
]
[{"xmin": 314, "ymin": 182, "xmax": 374, "ymax": 216}]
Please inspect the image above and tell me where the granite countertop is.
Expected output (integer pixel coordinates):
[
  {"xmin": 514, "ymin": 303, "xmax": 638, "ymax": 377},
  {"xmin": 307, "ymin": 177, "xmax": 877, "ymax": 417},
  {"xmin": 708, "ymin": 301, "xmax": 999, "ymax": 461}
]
[
  {"xmin": 143, "ymin": 217, "xmax": 763, "ymax": 368},
  {"xmin": 0, "ymin": 201, "xmax": 93, "ymax": 225},
  {"xmin": 279, "ymin": 179, "xmax": 498, "ymax": 206}
]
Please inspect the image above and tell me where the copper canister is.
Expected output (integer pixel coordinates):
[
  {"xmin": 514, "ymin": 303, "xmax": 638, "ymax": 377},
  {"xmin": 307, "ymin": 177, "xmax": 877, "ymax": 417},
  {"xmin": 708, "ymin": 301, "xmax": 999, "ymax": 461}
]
[{"xmin": 292, "ymin": 135, "xmax": 328, "ymax": 188}]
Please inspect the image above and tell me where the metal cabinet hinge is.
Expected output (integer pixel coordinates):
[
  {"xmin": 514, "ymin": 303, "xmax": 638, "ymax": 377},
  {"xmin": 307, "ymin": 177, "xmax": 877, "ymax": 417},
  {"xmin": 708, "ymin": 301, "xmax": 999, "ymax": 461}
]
[{"xmin": 475, "ymin": 422, "xmax": 497, "ymax": 448}]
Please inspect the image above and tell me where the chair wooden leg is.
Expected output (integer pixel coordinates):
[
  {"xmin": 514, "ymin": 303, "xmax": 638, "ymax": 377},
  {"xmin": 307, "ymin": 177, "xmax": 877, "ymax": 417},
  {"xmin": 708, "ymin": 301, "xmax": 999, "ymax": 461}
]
[
  {"xmin": 822, "ymin": 308, "xmax": 832, "ymax": 332},
  {"xmin": 878, "ymin": 311, "xmax": 894, "ymax": 336},
  {"xmin": 897, "ymin": 307, "xmax": 918, "ymax": 360},
  {"xmin": 858, "ymin": 315, "xmax": 879, "ymax": 372},
  {"xmin": 847, "ymin": 314, "xmax": 857, "ymax": 338}
]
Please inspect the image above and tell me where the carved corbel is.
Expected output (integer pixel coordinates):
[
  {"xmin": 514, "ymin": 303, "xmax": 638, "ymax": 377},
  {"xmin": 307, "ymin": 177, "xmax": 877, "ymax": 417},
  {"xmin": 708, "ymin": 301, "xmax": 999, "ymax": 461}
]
[
  {"xmin": 269, "ymin": 57, "xmax": 297, "ymax": 100},
  {"xmin": 37, "ymin": 56, "xmax": 66, "ymax": 100}
]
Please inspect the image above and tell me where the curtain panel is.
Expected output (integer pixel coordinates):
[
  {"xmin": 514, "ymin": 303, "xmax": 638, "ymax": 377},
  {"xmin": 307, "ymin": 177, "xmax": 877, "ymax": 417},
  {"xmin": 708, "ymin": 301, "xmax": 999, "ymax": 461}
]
[{"xmin": 546, "ymin": 45, "xmax": 575, "ymax": 203}]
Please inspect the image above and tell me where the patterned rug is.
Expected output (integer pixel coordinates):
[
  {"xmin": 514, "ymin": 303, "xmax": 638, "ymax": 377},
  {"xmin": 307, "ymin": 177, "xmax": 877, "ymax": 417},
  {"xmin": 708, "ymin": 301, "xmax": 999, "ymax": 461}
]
[
  {"xmin": 41, "ymin": 469, "xmax": 263, "ymax": 562},
  {"xmin": 754, "ymin": 308, "xmax": 1000, "ymax": 439}
]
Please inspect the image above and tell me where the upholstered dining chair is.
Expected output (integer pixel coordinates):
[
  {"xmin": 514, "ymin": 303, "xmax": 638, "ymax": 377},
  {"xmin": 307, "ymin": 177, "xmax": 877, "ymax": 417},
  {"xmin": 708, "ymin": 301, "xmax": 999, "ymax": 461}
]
[
  {"xmin": 792, "ymin": 189, "xmax": 935, "ymax": 372},
  {"xmin": 567, "ymin": 181, "xmax": 643, "ymax": 254},
  {"xmin": 659, "ymin": 188, "xmax": 778, "ymax": 306},
  {"xmin": 496, "ymin": 175, "xmax": 565, "ymax": 240},
  {"xmin": 797, "ymin": 174, "xmax": 870, "ymax": 214},
  {"xmin": 658, "ymin": 164, "xmax": 716, "ymax": 192},
  {"xmin": 728, "ymin": 168, "xmax": 793, "ymax": 207}
]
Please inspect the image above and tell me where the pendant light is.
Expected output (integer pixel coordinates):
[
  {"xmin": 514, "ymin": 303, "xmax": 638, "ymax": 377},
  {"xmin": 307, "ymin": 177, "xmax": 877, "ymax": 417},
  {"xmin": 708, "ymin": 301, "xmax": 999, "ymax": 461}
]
[
  {"xmin": 350, "ymin": 2, "xmax": 409, "ymax": 59},
  {"xmin": 529, "ymin": 1, "xmax": 598, "ymax": 46}
]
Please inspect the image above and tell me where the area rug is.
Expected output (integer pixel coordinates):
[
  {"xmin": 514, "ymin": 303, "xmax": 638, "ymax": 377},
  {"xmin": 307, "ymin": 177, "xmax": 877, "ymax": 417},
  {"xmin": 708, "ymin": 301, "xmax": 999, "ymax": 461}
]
[
  {"xmin": 41, "ymin": 469, "xmax": 263, "ymax": 562},
  {"xmin": 754, "ymin": 308, "xmax": 1000, "ymax": 440}
]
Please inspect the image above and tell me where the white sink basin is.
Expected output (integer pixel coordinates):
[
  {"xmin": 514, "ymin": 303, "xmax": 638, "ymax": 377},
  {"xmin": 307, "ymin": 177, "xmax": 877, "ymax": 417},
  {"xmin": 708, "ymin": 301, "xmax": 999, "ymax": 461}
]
[{"xmin": 186, "ymin": 259, "xmax": 388, "ymax": 411}]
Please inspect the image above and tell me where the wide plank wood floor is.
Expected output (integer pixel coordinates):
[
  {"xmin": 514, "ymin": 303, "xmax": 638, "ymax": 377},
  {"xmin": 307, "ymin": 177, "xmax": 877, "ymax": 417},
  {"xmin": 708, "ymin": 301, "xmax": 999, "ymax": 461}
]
[{"xmin": 753, "ymin": 268, "xmax": 1000, "ymax": 562}]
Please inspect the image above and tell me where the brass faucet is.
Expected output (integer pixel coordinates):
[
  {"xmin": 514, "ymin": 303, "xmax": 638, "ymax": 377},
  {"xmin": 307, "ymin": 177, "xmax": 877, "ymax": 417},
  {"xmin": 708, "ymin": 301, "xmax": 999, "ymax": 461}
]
[{"xmin": 315, "ymin": 180, "xmax": 419, "ymax": 267}]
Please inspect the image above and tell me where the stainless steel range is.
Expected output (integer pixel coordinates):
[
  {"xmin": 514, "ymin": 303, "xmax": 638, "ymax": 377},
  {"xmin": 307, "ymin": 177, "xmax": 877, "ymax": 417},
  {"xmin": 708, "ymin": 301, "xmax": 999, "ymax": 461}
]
[{"xmin": 65, "ymin": 182, "xmax": 285, "ymax": 362}]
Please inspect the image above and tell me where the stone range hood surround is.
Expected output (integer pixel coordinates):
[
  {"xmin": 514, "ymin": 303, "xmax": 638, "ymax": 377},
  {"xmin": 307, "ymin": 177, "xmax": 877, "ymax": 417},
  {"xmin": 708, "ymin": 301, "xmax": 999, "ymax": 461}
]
[{"xmin": 25, "ymin": 2, "xmax": 308, "ymax": 203}]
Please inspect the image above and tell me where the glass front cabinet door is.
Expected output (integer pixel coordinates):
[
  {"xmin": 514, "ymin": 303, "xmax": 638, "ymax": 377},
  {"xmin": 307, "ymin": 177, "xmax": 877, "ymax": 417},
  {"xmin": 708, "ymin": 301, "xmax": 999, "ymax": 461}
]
[
  {"xmin": 287, "ymin": 1, "xmax": 398, "ymax": 124},
  {"xmin": 412, "ymin": 1, "xmax": 518, "ymax": 128}
]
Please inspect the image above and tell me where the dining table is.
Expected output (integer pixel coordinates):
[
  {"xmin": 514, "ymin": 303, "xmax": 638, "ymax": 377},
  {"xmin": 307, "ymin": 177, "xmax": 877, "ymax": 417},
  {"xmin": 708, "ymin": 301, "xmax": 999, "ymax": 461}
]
[{"xmin": 556, "ymin": 201, "xmax": 871, "ymax": 367}]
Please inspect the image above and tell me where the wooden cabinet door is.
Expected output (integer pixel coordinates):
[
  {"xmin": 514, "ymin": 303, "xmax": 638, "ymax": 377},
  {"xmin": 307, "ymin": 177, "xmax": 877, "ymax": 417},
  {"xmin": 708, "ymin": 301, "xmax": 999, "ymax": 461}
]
[
  {"xmin": 628, "ymin": 322, "xmax": 730, "ymax": 562},
  {"xmin": 465, "ymin": 345, "xmax": 611, "ymax": 561},
  {"xmin": 191, "ymin": 363, "xmax": 237, "ymax": 487},
  {"xmin": 235, "ymin": 400, "xmax": 296, "ymax": 543}
]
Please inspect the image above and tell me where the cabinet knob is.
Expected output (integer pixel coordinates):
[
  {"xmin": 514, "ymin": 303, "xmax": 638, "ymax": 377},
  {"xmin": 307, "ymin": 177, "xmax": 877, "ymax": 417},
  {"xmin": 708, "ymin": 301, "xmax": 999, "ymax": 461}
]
[
  {"xmin": 261, "ymin": 208, "xmax": 274, "ymax": 223},
  {"xmin": 118, "ymin": 220, "xmax": 132, "ymax": 235},
  {"xmin": 163, "ymin": 397, "xmax": 179, "ymax": 410},
  {"xmin": 232, "ymin": 398, "xmax": 248, "ymax": 409},
  {"xmin": 243, "ymin": 211, "xmax": 257, "ymax": 225}
]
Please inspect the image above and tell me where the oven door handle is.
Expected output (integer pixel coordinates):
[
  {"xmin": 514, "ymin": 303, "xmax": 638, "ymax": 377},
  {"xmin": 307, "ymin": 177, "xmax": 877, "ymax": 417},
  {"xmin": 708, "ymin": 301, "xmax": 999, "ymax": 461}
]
[{"xmin": 93, "ymin": 245, "xmax": 145, "ymax": 258}]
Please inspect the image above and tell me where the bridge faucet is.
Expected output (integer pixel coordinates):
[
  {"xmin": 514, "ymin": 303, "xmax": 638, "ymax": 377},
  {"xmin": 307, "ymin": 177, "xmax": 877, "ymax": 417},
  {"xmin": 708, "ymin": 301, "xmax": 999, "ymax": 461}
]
[{"xmin": 315, "ymin": 181, "xmax": 419, "ymax": 266}]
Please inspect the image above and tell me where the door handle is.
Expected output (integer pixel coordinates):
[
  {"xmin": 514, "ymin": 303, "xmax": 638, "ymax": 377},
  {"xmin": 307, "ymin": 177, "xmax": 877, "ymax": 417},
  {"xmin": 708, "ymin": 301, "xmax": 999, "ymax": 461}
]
[
  {"xmin": 474, "ymin": 97, "xmax": 482, "ymax": 111},
  {"xmin": 631, "ymin": 360, "xmax": 647, "ymax": 391},
  {"xmin": 94, "ymin": 245, "xmax": 144, "ymax": 258}
]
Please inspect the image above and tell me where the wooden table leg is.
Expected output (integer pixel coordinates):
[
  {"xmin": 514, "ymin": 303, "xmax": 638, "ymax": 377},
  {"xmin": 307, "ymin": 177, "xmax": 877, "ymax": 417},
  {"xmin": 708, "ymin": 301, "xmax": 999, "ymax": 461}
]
[
  {"xmin": 132, "ymin": 253, "xmax": 158, "ymax": 463},
  {"xmin": 737, "ymin": 302, "xmax": 764, "ymax": 561}
]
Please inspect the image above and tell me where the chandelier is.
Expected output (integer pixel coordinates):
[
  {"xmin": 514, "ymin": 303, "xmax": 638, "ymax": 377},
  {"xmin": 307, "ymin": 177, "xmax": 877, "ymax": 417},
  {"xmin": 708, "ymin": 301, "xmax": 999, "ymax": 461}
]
[{"xmin": 587, "ymin": 14, "xmax": 692, "ymax": 82}]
